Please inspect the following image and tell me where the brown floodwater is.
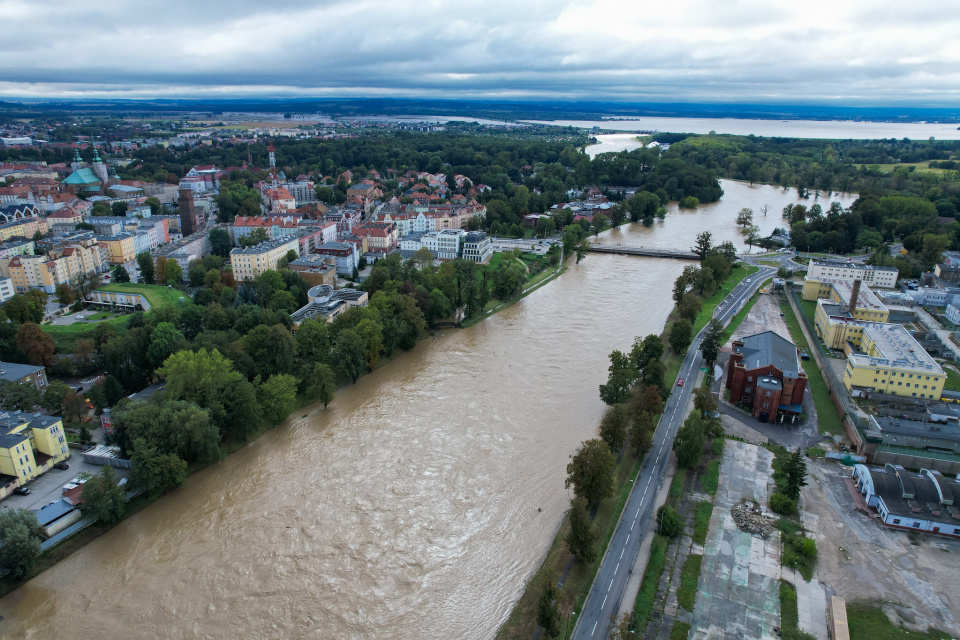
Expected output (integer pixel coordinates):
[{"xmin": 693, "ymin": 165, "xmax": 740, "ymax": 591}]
[{"xmin": 0, "ymin": 182, "xmax": 856, "ymax": 639}]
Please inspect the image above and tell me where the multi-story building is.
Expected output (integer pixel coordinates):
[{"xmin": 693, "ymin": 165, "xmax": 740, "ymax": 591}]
[
  {"xmin": 726, "ymin": 331, "xmax": 808, "ymax": 422},
  {"xmin": 0, "ymin": 410, "xmax": 69, "ymax": 496},
  {"xmin": 841, "ymin": 322, "xmax": 945, "ymax": 401},
  {"xmin": 97, "ymin": 233, "xmax": 137, "ymax": 265},
  {"xmin": 178, "ymin": 165, "xmax": 222, "ymax": 193},
  {"xmin": 463, "ymin": 231, "xmax": 493, "ymax": 263},
  {"xmin": 231, "ymin": 216, "xmax": 300, "ymax": 245},
  {"xmin": 420, "ymin": 229, "xmax": 466, "ymax": 259},
  {"xmin": 353, "ymin": 221, "xmax": 398, "ymax": 254},
  {"xmin": 290, "ymin": 285, "xmax": 369, "ymax": 326},
  {"xmin": 0, "ymin": 238, "xmax": 35, "ymax": 259},
  {"xmin": 0, "ymin": 361, "xmax": 47, "ymax": 391},
  {"xmin": 45, "ymin": 208, "xmax": 85, "ymax": 235},
  {"xmin": 0, "ymin": 216, "xmax": 47, "ymax": 242},
  {"xmin": 286, "ymin": 254, "xmax": 338, "ymax": 287},
  {"xmin": 0, "ymin": 277, "xmax": 13, "ymax": 302},
  {"xmin": 154, "ymin": 229, "xmax": 211, "ymax": 277},
  {"xmin": 806, "ymin": 259, "xmax": 899, "ymax": 288},
  {"xmin": 314, "ymin": 241, "xmax": 360, "ymax": 276},
  {"xmin": 229, "ymin": 235, "xmax": 301, "ymax": 280},
  {"xmin": 802, "ymin": 278, "xmax": 889, "ymax": 323},
  {"xmin": 285, "ymin": 181, "xmax": 316, "ymax": 206},
  {"xmin": 3, "ymin": 237, "xmax": 108, "ymax": 293}
]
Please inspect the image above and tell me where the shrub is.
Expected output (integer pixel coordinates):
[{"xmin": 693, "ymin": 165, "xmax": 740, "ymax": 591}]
[
  {"xmin": 657, "ymin": 504, "xmax": 683, "ymax": 538},
  {"xmin": 711, "ymin": 437, "xmax": 724, "ymax": 455},
  {"xmin": 799, "ymin": 537, "xmax": 817, "ymax": 558},
  {"xmin": 770, "ymin": 493, "xmax": 796, "ymax": 515}
]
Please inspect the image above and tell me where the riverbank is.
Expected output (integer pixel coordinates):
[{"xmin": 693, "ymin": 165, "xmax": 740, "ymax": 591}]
[{"xmin": 494, "ymin": 261, "xmax": 757, "ymax": 640}]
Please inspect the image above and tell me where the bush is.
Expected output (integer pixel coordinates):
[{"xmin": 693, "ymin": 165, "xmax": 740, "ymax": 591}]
[
  {"xmin": 770, "ymin": 492, "xmax": 796, "ymax": 515},
  {"xmin": 711, "ymin": 437, "xmax": 724, "ymax": 455},
  {"xmin": 799, "ymin": 537, "xmax": 817, "ymax": 558},
  {"xmin": 657, "ymin": 504, "xmax": 683, "ymax": 538}
]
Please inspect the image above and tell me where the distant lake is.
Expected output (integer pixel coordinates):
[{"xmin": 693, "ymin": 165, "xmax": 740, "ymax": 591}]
[{"xmin": 524, "ymin": 117, "xmax": 960, "ymax": 140}]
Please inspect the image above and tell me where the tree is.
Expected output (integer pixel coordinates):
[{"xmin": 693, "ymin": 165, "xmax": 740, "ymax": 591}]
[
  {"xmin": 692, "ymin": 231, "xmax": 713, "ymax": 261},
  {"xmin": 598, "ymin": 404, "xmax": 629, "ymax": 454},
  {"xmin": 673, "ymin": 412, "xmax": 707, "ymax": 468},
  {"xmin": 136, "ymin": 252, "xmax": 155, "ymax": 284},
  {"xmin": 92, "ymin": 201, "xmax": 112, "ymax": 216},
  {"xmin": 258, "ymin": 373, "xmax": 298, "ymax": 423},
  {"xmin": 112, "ymin": 264, "xmax": 131, "ymax": 283},
  {"xmin": 332, "ymin": 329, "xmax": 367, "ymax": 383},
  {"xmin": 111, "ymin": 201, "xmax": 128, "ymax": 216},
  {"xmin": 741, "ymin": 224, "xmax": 761, "ymax": 252},
  {"xmin": 209, "ymin": 228, "xmax": 233, "ymax": 257},
  {"xmin": 0, "ymin": 508, "xmax": 42, "ymax": 579},
  {"xmin": 630, "ymin": 411, "xmax": 655, "ymax": 457},
  {"xmin": 700, "ymin": 319, "xmax": 724, "ymax": 368},
  {"xmin": 306, "ymin": 363, "xmax": 337, "ymax": 407},
  {"xmin": 576, "ymin": 238, "xmax": 589, "ymax": 263},
  {"xmin": 63, "ymin": 392, "xmax": 87, "ymax": 423},
  {"xmin": 55, "ymin": 283, "xmax": 76, "ymax": 306},
  {"xmin": 920, "ymin": 233, "xmax": 950, "ymax": 271},
  {"xmin": 736, "ymin": 207, "xmax": 754, "ymax": 228},
  {"xmin": 145, "ymin": 196, "xmax": 162, "ymax": 216},
  {"xmin": 130, "ymin": 437, "xmax": 187, "ymax": 499},
  {"xmin": 242, "ymin": 324, "xmax": 296, "ymax": 379},
  {"xmin": 656, "ymin": 504, "xmax": 683, "ymax": 537},
  {"xmin": 4, "ymin": 293, "xmax": 44, "ymax": 323},
  {"xmin": 536, "ymin": 578, "xmax": 562, "ymax": 638},
  {"xmin": 567, "ymin": 497, "xmax": 596, "ymax": 564},
  {"xmin": 41, "ymin": 380, "xmax": 72, "ymax": 413},
  {"xmin": 599, "ymin": 350, "xmax": 636, "ymax": 406},
  {"xmin": 147, "ymin": 321, "xmax": 187, "ymax": 370},
  {"xmin": 784, "ymin": 448, "xmax": 808, "ymax": 500},
  {"xmin": 0, "ymin": 379, "xmax": 41, "ymax": 411},
  {"xmin": 669, "ymin": 319, "xmax": 693, "ymax": 354},
  {"xmin": 88, "ymin": 381, "xmax": 108, "ymax": 415},
  {"xmin": 80, "ymin": 466, "xmax": 127, "ymax": 523},
  {"xmin": 239, "ymin": 227, "xmax": 269, "ymax": 248},
  {"xmin": 17, "ymin": 322, "xmax": 55, "ymax": 366},
  {"xmin": 114, "ymin": 399, "xmax": 220, "ymax": 464},
  {"xmin": 565, "ymin": 439, "xmax": 616, "ymax": 504},
  {"xmin": 166, "ymin": 259, "xmax": 183, "ymax": 285}
]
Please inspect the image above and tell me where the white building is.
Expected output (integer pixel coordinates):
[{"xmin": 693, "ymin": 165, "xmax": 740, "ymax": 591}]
[
  {"xmin": 807, "ymin": 259, "xmax": 899, "ymax": 289},
  {"xmin": 463, "ymin": 231, "xmax": 493, "ymax": 263},
  {"xmin": 421, "ymin": 229, "xmax": 466, "ymax": 259},
  {"xmin": 908, "ymin": 286, "xmax": 947, "ymax": 307},
  {"xmin": 0, "ymin": 277, "xmax": 14, "ymax": 302}
]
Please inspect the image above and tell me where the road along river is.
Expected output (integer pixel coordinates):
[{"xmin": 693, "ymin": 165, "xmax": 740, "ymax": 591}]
[{"xmin": 0, "ymin": 181, "xmax": 855, "ymax": 639}]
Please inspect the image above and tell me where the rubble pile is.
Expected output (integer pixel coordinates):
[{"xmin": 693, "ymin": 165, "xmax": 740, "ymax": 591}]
[{"xmin": 731, "ymin": 501, "xmax": 775, "ymax": 538}]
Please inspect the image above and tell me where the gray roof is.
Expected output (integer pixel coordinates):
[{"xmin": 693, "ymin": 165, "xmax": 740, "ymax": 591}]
[
  {"xmin": 872, "ymin": 416, "xmax": 960, "ymax": 442},
  {"xmin": 734, "ymin": 331, "xmax": 801, "ymax": 379},
  {"xmin": 0, "ymin": 361, "xmax": 45, "ymax": 383},
  {"xmin": 0, "ymin": 432, "xmax": 28, "ymax": 449}
]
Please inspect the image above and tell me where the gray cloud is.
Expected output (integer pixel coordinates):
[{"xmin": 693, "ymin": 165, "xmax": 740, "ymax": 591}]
[{"xmin": 0, "ymin": 0, "xmax": 958, "ymax": 103}]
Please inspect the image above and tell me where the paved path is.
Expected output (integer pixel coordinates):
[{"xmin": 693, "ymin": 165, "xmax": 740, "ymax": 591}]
[
  {"xmin": 782, "ymin": 567, "xmax": 828, "ymax": 640},
  {"xmin": 572, "ymin": 266, "xmax": 775, "ymax": 640}
]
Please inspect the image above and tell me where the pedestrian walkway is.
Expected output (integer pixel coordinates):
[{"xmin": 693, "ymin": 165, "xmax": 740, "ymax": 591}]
[{"xmin": 782, "ymin": 567, "xmax": 828, "ymax": 640}]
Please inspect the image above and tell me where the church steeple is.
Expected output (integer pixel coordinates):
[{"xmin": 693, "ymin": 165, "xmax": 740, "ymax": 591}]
[
  {"xmin": 72, "ymin": 149, "xmax": 83, "ymax": 170},
  {"xmin": 91, "ymin": 147, "xmax": 108, "ymax": 184}
]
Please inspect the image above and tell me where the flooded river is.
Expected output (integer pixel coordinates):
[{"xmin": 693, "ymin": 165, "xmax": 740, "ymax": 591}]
[{"xmin": 0, "ymin": 182, "xmax": 856, "ymax": 639}]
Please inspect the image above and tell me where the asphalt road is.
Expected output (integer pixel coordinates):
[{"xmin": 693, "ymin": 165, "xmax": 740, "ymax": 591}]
[{"xmin": 572, "ymin": 264, "xmax": 775, "ymax": 640}]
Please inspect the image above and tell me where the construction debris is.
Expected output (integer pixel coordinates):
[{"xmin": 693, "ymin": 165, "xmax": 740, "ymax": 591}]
[{"xmin": 731, "ymin": 501, "xmax": 775, "ymax": 538}]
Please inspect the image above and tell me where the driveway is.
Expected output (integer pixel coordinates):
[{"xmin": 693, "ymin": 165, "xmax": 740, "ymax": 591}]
[{"xmin": 1, "ymin": 452, "xmax": 127, "ymax": 514}]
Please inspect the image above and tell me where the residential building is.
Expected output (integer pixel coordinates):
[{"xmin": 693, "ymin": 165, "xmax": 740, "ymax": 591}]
[
  {"xmin": 0, "ymin": 216, "xmax": 47, "ymax": 242},
  {"xmin": 353, "ymin": 221, "xmax": 398, "ymax": 254},
  {"xmin": 285, "ymin": 181, "xmax": 316, "ymax": 206},
  {"xmin": 4, "ymin": 237, "xmax": 107, "ymax": 293},
  {"xmin": 0, "ymin": 411, "xmax": 69, "ymax": 496},
  {"xmin": 265, "ymin": 187, "xmax": 296, "ymax": 213},
  {"xmin": 45, "ymin": 208, "xmax": 85, "ymax": 235},
  {"xmin": 314, "ymin": 241, "xmax": 360, "ymax": 276},
  {"xmin": 97, "ymin": 233, "xmax": 137, "ymax": 265},
  {"xmin": 290, "ymin": 285, "xmax": 369, "ymax": 326},
  {"xmin": 0, "ymin": 277, "xmax": 13, "ymax": 302},
  {"xmin": 154, "ymin": 229, "xmax": 211, "ymax": 276},
  {"xmin": 231, "ymin": 216, "xmax": 300, "ymax": 245},
  {"xmin": 463, "ymin": 231, "xmax": 493, "ymax": 263},
  {"xmin": 726, "ymin": 331, "xmax": 808, "ymax": 422},
  {"xmin": 0, "ymin": 238, "xmax": 35, "ymax": 259},
  {"xmin": 229, "ymin": 235, "xmax": 301, "ymax": 280},
  {"xmin": 806, "ymin": 259, "xmax": 899, "ymax": 288},
  {"xmin": 286, "ymin": 254, "xmax": 338, "ymax": 287},
  {"xmin": 0, "ymin": 361, "xmax": 48, "ymax": 391},
  {"xmin": 852, "ymin": 464, "xmax": 960, "ymax": 538},
  {"xmin": 801, "ymin": 278, "xmax": 889, "ymax": 323},
  {"xmin": 421, "ymin": 229, "xmax": 466, "ymax": 259},
  {"xmin": 841, "ymin": 322, "xmax": 945, "ymax": 401},
  {"xmin": 178, "ymin": 165, "xmax": 222, "ymax": 193}
]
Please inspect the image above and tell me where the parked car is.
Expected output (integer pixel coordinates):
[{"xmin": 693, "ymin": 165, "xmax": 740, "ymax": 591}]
[
  {"xmin": 13, "ymin": 486, "xmax": 30, "ymax": 496},
  {"xmin": 677, "ymin": 378, "xmax": 684, "ymax": 387},
  {"xmin": 55, "ymin": 461, "xmax": 70, "ymax": 470},
  {"xmin": 705, "ymin": 410, "xmax": 720, "ymax": 419}
]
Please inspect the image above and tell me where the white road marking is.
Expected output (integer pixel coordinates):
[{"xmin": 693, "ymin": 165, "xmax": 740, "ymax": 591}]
[
  {"xmin": 626, "ymin": 534, "xmax": 630, "ymax": 543},
  {"xmin": 620, "ymin": 548, "xmax": 625, "ymax": 559},
  {"xmin": 608, "ymin": 579, "xmax": 614, "ymax": 591},
  {"xmin": 615, "ymin": 563, "xmax": 619, "ymax": 574},
  {"xmin": 602, "ymin": 595, "xmax": 607, "ymax": 608},
  {"xmin": 592, "ymin": 621, "xmax": 598, "ymax": 635}
]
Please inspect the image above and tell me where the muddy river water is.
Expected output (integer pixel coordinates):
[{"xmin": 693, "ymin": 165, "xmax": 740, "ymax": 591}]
[{"xmin": 0, "ymin": 181, "xmax": 856, "ymax": 639}]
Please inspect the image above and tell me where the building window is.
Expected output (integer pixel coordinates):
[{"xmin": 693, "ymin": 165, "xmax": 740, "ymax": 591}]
[
  {"xmin": 913, "ymin": 522, "xmax": 921, "ymax": 528},
  {"xmin": 893, "ymin": 519, "xmax": 900, "ymax": 525}
]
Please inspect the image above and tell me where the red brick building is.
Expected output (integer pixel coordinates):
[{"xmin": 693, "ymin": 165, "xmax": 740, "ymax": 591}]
[{"xmin": 726, "ymin": 331, "xmax": 807, "ymax": 422}]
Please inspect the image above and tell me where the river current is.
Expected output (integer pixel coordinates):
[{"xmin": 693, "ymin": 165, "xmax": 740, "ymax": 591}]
[{"xmin": 0, "ymin": 181, "xmax": 856, "ymax": 639}]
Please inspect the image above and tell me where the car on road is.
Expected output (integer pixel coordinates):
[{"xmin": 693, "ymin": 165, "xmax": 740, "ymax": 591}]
[
  {"xmin": 745, "ymin": 278, "xmax": 752, "ymax": 283},
  {"xmin": 677, "ymin": 378, "xmax": 684, "ymax": 387},
  {"xmin": 55, "ymin": 461, "xmax": 70, "ymax": 470},
  {"xmin": 705, "ymin": 410, "xmax": 720, "ymax": 419},
  {"xmin": 13, "ymin": 486, "xmax": 30, "ymax": 495}
]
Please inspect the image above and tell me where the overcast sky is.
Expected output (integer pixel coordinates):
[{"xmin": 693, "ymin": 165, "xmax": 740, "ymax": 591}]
[{"xmin": 1, "ymin": 0, "xmax": 958, "ymax": 105}]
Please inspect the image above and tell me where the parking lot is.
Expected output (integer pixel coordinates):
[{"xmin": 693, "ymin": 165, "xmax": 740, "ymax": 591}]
[
  {"xmin": 801, "ymin": 459, "xmax": 960, "ymax": 636},
  {"xmin": 1, "ymin": 452, "xmax": 128, "ymax": 514}
]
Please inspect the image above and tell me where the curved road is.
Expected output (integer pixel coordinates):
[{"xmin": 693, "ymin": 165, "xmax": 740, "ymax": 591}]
[{"xmin": 572, "ymin": 263, "xmax": 776, "ymax": 640}]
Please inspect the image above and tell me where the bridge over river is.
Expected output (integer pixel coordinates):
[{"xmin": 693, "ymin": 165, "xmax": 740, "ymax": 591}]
[{"xmin": 586, "ymin": 244, "xmax": 699, "ymax": 260}]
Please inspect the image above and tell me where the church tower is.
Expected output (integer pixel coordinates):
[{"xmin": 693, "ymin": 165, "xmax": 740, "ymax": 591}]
[
  {"xmin": 91, "ymin": 148, "xmax": 109, "ymax": 184},
  {"xmin": 268, "ymin": 142, "xmax": 278, "ymax": 189},
  {"xmin": 71, "ymin": 149, "xmax": 85, "ymax": 171}
]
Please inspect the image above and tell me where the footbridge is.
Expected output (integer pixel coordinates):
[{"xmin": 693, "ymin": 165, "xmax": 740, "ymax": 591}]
[{"xmin": 586, "ymin": 244, "xmax": 699, "ymax": 260}]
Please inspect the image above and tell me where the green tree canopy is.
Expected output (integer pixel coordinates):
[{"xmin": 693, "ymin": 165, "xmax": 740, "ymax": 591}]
[{"xmin": 565, "ymin": 439, "xmax": 616, "ymax": 504}]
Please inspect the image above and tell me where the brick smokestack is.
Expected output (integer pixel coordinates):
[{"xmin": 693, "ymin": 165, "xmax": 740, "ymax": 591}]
[
  {"xmin": 178, "ymin": 188, "xmax": 197, "ymax": 236},
  {"xmin": 849, "ymin": 279, "xmax": 862, "ymax": 316}
]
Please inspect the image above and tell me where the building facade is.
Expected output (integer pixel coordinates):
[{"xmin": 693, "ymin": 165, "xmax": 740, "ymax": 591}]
[
  {"xmin": 726, "ymin": 331, "xmax": 807, "ymax": 421},
  {"xmin": 229, "ymin": 235, "xmax": 301, "ymax": 280},
  {"xmin": 807, "ymin": 259, "xmax": 899, "ymax": 288}
]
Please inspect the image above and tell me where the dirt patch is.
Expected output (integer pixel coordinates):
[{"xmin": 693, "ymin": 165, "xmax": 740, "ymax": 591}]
[
  {"xmin": 800, "ymin": 459, "xmax": 960, "ymax": 635},
  {"xmin": 728, "ymin": 293, "xmax": 791, "ymax": 345}
]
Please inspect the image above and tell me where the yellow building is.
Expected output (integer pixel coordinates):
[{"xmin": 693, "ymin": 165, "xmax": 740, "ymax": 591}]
[
  {"xmin": 0, "ymin": 217, "xmax": 47, "ymax": 242},
  {"xmin": 97, "ymin": 233, "xmax": 137, "ymax": 265},
  {"xmin": 802, "ymin": 277, "xmax": 889, "ymax": 323},
  {"xmin": 2, "ymin": 239, "xmax": 108, "ymax": 294},
  {"xmin": 0, "ymin": 412, "xmax": 69, "ymax": 494},
  {"xmin": 841, "ymin": 322, "xmax": 945, "ymax": 400},
  {"xmin": 230, "ymin": 235, "xmax": 301, "ymax": 280}
]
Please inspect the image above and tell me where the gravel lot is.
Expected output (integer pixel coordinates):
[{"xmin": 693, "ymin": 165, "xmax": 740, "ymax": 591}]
[{"xmin": 801, "ymin": 459, "xmax": 960, "ymax": 635}]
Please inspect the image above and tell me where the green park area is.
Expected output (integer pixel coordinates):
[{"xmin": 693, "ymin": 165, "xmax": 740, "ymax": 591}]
[{"xmin": 97, "ymin": 282, "xmax": 187, "ymax": 308}]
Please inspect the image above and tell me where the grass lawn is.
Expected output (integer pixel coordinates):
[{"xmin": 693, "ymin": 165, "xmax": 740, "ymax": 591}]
[
  {"xmin": 780, "ymin": 299, "xmax": 844, "ymax": 435},
  {"xmin": 97, "ymin": 282, "xmax": 188, "ymax": 308},
  {"xmin": 693, "ymin": 265, "xmax": 760, "ymax": 335},
  {"xmin": 943, "ymin": 366, "xmax": 960, "ymax": 392},
  {"xmin": 669, "ymin": 470, "xmax": 686, "ymax": 503},
  {"xmin": 800, "ymin": 299, "xmax": 818, "ymax": 326},
  {"xmin": 631, "ymin": 535, "xmax": 669, "ymax": 629},
  {"xmin": 693, "ymin": 501, "xmax": 713, "ymax": 545},
  {"xmin": 846, "ymin": 602, "xmax": 948, "ymax": 640},
  {"xmin": 702, "ymin": 460, "xmax": 720, "ymax": 495},
  {"xmin": 486, "ymin": 252, "xmax": 504, "ymax": 270},
  {"xmin": 676, "ymin": 554, "xmax": 702, "ymax": 611},
  {"xmin": 778, "ymin": 519, "xmax": 817, "ymax": 582},
  {"xmin": 495, "ymin": 449, "xmax": 643, "ymax": 640},
  {"xmin": 670, "ymin": 622, "xmax": 691, "ymax": 640}
]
